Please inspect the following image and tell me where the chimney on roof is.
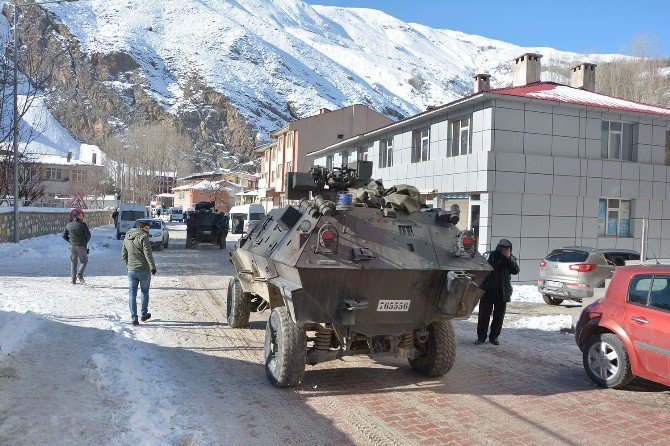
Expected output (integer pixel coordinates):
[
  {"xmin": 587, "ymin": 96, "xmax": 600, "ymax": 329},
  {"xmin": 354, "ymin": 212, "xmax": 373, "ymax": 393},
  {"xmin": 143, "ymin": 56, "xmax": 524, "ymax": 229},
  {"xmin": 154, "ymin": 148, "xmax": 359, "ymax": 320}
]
[
  {"xmin": 67, "ymin": 151, "xmax": 72, "ymax": 163},
  {"xmin": 318, "ymin": 108, "xmax": 331, "ymax": 115},
  {"xmin": 473, "ymin": 73, "xmax": 491, "ymax": 93},
  {"xmin": 512, "ymin": 53, "xmax": 543, "ymax": 87},
  {"xmin": 570, "ymin": 62, "xmax": 596, "ymax": 92}
]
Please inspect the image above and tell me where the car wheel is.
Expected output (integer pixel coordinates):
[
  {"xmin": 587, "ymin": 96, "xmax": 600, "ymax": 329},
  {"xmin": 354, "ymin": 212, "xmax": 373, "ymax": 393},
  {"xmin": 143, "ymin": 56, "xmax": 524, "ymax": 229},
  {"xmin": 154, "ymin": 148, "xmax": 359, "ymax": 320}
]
[
  {"xmin": 408, "ymin": 320, "xmax": 456, "ymax": 377},
  {"xmin": 543, "ymin": 294, "xmax": 563, "ymax": 305},
  {"xmin": 583, "ymin": 333, "xmax": 634, "ymax": 389},
  {"xmin": 226, "ymin": 277, "xmax": 251, "ymax": 328},
  {"xmin": 264, "ymin": 306, "xmax": 307, "ymax": 388}
]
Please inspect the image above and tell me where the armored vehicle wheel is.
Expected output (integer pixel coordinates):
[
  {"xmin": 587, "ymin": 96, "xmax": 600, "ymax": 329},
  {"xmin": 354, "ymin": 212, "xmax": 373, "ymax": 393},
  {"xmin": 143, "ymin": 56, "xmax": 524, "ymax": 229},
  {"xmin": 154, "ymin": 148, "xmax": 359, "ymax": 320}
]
[
  {"xmin": 409, "ymin": 320, "xmax": 456, "ymax": 377},
  {"xmin": 226, "ymin": 277, "xmax": 250, "ymax": 328},
  {"xmin": 543, "ymin": 294, "xmax": 563, "ymax": 306},
  {"xmin": 264, "ymin": 306, "xmax": 307, "ymax": 388}
]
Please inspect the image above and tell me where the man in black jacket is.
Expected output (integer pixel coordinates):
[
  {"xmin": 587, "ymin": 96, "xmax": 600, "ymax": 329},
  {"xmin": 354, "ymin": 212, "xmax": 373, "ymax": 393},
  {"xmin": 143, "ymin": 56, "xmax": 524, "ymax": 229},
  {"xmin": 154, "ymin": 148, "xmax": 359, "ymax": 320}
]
[
  {"xmin": 476, "ymin": 239, "xmax": 520, "ymax": 345},
  {"xmin": 62, "ymin": 209, "xmax": 92, "ymax": 284}
]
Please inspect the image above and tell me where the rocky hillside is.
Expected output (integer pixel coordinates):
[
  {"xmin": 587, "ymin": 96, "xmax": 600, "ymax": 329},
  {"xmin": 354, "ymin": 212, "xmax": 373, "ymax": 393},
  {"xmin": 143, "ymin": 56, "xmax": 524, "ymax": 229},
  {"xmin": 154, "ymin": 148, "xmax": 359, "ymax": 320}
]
[{"xmin": 5, "ymin": 0, "xmax": 636, "ymax": 173}]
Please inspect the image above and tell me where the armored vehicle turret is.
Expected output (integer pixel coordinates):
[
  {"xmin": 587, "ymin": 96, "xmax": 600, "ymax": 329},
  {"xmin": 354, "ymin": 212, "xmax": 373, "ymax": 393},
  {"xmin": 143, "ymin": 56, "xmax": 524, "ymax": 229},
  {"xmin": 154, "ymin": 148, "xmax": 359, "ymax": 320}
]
[
  {"xmin": 185, "ymin": 201, "xmax": 228, "ymax": 249},
  {"xmin": 228, "ymin": 162, "xmax": 492, "ymax": 387}
]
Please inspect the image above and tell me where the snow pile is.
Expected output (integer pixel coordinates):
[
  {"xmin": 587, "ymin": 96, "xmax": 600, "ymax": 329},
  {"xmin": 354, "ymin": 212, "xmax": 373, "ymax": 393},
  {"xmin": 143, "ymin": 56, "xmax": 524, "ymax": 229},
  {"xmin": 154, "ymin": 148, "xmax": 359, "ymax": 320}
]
[
  {"xmin": 0, "ymin": 227, "xmax": 120, "ymax": 259},
  {"xmin": 511, "ymin": 284, "xmax": 544, "ymax": 303},
  {"xmin": 506, "ymin": 314, "xmax": 573, "ymax": 332},
  {"xmin": 0, "ymin": 312, "xmax": 42, "ymax": 354}
]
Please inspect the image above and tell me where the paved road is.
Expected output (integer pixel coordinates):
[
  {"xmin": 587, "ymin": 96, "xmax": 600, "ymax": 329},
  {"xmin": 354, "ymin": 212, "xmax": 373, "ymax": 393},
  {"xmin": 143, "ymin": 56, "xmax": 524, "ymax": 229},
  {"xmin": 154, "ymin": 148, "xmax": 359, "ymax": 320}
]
[{"xmin": 167, "ymin": 223, "xmax": 670, "ymax": 446}]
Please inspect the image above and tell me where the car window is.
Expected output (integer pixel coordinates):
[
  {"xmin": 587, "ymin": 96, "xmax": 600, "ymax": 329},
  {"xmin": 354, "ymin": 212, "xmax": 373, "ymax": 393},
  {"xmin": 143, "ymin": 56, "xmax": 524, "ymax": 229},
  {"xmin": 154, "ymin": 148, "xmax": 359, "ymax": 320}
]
[
  {"xmin": 628, "ymin": 275, "xmax": 652, "ymax": 305},
  {"xmin": 231, "ymin": 213, "xmax": 246, "ymax": 221},
  {"xmin": 546, "ymin": 250, "xmax": 588, "ymax": 262},
  {"xmin": 121, "ymin": 211, "xmax": 146, "ymax": 221},
  {"xmin": 604, "ymin": 253, "xmax": 627, "ymax": 266},
  {"xmin": 250, "ymin": 213, "xmax": 264, "ymax": 220},
  {"xmin": 649, "ymin": 276, "xmax": 670, "ymax": 311}
]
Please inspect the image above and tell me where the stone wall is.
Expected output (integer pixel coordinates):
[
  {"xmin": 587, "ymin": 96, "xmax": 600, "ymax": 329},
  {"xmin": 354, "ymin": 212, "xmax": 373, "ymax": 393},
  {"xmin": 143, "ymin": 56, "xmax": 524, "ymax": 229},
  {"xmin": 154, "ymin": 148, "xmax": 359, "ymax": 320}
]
[{"xmin": 0, "ymin": 209, "xmax": 112, "ymax": 242}]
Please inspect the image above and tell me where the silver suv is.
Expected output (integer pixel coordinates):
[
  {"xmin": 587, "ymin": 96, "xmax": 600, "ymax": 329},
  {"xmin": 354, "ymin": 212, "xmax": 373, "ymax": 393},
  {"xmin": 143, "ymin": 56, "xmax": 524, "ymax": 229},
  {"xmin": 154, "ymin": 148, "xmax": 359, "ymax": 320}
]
[{"xmin": 538, "ymin": 247, "xmax": 639, "ymax": 305}]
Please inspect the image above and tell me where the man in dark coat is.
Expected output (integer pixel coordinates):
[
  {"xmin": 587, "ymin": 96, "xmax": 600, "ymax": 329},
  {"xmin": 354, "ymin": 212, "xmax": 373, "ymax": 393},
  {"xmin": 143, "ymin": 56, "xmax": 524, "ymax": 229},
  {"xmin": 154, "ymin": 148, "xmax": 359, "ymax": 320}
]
[
  {"xmin": 476, "ymin": 239, "xmax": 520, "ymax": 345},
  {"xmin": 62, "ymin": 209, "xmax": 92, "ymax": 284}
]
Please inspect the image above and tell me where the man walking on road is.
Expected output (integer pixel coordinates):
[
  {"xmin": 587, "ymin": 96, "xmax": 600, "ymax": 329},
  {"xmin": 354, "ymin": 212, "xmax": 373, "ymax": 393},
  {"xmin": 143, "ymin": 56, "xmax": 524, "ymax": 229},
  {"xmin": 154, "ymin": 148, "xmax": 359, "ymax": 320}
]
[
  {"xmin": 62, "ymin": 209, "xmax": 91, "ymax": 284},
  {"xmin": 476, "ymin": 239, "xmax": 520, "ymax": 345},
  {"xmin": 121, "ymin": 220, "xmax": 157, "ymax": 326}
]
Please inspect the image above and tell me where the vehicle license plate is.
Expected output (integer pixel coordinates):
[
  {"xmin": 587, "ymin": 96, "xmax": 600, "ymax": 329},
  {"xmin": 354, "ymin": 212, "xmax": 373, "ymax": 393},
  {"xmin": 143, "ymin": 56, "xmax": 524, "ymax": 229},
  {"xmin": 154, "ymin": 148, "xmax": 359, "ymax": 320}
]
[
  {"xmin": 546, "ymin": 280, "xmax": 562, "ymax": 288},
  {"xmin": 377, "ymin": 300, "xmax": 411, "ymax": 311},
  {"xmin": 203, "ymin": 230, "xmax": 211, "ymax": 234}
]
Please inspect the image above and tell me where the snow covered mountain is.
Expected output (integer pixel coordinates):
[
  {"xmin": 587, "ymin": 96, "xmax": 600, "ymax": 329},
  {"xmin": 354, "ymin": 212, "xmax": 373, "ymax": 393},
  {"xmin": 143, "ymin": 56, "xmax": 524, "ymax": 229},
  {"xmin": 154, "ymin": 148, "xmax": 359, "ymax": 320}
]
[{"xmin": 16, "ymin": 0, "xmax": 623, "ymax": 165}]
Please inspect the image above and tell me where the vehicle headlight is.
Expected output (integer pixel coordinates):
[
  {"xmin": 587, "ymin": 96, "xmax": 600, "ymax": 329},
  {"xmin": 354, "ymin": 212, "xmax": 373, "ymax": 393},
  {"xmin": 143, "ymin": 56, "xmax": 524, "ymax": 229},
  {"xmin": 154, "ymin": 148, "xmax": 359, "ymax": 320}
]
[{"xmin": 154, "ymin": 231, "xmax": 162, "ymax": 237}]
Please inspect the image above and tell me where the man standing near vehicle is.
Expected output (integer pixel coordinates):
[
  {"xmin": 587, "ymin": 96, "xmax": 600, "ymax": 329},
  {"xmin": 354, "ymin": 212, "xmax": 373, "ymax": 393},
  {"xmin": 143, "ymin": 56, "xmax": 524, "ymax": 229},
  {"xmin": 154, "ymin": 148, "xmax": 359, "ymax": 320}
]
[
  {"xmin": 62, "ymin": 209, "xmax": 91, "ymax": 284},
  {"xmin": 476, "ymin": 239, "xmax": 520, "ymax": 345},
  {"xmin": 121, "ymin": 220, "xmax": 157, "ymax": 326}
]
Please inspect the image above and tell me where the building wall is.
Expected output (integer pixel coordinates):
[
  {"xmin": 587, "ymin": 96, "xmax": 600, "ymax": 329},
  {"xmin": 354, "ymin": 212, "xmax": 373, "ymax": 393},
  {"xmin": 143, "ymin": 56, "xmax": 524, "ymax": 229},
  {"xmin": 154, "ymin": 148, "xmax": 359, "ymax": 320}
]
[
  {"xmin": 313, "ymin": 97, "xmax": 670, "ymax": 282},
  {"xmin": 0, "ymin": 209, "xmax": 110, "ymax": 242}
]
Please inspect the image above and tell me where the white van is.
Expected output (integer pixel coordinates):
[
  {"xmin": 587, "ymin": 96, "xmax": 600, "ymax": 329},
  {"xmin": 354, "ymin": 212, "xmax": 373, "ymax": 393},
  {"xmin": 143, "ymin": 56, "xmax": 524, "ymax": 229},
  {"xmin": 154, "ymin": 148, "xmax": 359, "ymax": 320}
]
[
  {"xmin": 116, "ymin": 203, "xmax": 149, "ymax": 239},
  {"xmin": 229, "ymin": 203, "xmax": 265, "ymax": 234}
]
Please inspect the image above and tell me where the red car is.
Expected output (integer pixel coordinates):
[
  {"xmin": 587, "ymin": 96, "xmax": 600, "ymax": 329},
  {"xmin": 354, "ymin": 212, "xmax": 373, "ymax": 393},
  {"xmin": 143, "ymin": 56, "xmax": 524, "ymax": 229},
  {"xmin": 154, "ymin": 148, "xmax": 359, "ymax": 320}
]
[{"xmin": 575, "ymin": 265, "xmax": 670, "ymax": 388}]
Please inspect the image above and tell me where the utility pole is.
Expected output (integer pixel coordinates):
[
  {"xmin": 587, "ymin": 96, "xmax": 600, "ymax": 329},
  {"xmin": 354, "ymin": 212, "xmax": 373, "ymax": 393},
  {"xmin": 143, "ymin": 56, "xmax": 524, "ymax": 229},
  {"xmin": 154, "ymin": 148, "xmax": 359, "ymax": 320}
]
[{"xmin": 12, "ymin": 2, "xmax": 19, "ymax": 242}]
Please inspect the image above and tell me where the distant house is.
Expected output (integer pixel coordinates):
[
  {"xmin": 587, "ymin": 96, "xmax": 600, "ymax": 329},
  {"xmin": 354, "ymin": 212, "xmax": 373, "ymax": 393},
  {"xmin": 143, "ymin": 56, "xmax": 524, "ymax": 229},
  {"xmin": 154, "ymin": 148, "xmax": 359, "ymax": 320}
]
[
  {"xmin": 33, "ymin": 150, "xmax": 106, "ymax": 207},
  {"xmin": 257, "ymin": 104, "xmax": 394, "ymax": 210},
  {"xmin": 311, "ymin": 53, "xmax": 670, "ymax": 282},
  {"xmin": 173, "ymin": 179, "xmax": 241, "ymax": 212}
]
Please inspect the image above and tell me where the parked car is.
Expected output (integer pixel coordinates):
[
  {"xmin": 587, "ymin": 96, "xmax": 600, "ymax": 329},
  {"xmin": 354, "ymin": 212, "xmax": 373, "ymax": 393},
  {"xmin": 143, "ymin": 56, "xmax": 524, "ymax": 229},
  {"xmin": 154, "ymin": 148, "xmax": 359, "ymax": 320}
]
[
  {"xmin": 575, "ymin": 264, "xmax": 670, "ymax": 389},
  {"xmin": 538, "ymin": 247, "xmax": 640, "ymax": 305},
  {"xmin": 132, "ymin": 218, "xmax": 170, "ymax": 250},
  {"xmin": 168, "ymin": 207, "xmax": 184, "ymax": 222},
  {"xmin": 229, "ymin": 203, "xmax": 265, "ymax": 234},
  {"xmin": 116, "ymin": 203, "xmax": 149, "ymax": 240}
]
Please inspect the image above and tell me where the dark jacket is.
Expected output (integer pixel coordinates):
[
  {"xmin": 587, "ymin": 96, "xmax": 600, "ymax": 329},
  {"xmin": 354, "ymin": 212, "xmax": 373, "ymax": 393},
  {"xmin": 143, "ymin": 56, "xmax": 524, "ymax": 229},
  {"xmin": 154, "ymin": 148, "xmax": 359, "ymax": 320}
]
[
  {"xmin": 62, "ymin": 220, "xmax": 91, "ymax": 247},
  {"xmin": 121, "ymin": 229, "xmax": 156, "ymax": 271},
  {"xmin": 481, "ymin": 242, "xmax": 520, "ymax": 302}
]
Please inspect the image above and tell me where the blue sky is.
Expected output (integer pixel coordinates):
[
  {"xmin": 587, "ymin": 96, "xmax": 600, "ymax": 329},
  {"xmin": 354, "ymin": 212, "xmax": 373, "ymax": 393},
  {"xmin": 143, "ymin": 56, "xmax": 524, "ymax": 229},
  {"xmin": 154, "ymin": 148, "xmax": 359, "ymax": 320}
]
[{"xmin": 306, "ymin": 0, "xmax": 670, "ymax": 56}]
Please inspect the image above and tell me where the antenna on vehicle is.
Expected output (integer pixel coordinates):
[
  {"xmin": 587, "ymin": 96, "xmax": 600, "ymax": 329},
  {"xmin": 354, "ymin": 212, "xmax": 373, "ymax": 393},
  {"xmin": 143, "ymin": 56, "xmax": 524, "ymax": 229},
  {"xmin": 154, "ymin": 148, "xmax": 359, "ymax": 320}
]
[{"xmin": 649, "ymin": 244, "xmax": 661, "ymax": 265}]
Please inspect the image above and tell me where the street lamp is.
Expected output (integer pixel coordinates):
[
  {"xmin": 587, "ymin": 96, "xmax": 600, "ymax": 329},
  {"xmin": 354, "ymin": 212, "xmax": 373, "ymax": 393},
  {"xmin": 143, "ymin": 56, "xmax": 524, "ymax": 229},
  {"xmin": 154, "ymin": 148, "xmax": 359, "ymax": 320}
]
[{"xmin": 10, "ymin": 0, "xmax": 83, "ymax": 243}]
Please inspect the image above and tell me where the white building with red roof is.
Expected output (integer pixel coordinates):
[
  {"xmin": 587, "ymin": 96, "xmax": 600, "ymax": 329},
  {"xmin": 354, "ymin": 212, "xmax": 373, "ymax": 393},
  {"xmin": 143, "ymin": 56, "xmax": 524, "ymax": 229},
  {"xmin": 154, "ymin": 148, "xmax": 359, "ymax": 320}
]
[{"xmin": 311, "ymin": 53, "xmax": 670, "ymax": 282}]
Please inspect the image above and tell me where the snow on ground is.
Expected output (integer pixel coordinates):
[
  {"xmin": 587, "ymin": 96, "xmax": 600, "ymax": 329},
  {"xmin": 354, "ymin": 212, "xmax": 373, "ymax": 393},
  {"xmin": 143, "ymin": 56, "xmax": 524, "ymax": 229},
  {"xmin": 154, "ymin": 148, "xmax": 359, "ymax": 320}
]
[{"xmin": 0, "ymin": 226, "xmax": 577, "ymax": 444}]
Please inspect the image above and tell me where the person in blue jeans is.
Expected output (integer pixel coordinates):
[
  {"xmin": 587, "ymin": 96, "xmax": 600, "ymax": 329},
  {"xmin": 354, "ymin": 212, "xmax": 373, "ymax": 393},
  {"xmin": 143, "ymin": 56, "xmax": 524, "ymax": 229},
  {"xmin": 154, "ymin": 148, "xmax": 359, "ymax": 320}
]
[{"xmin": 121, "ymin": 220, "xmax": 157, "ymax": 326}]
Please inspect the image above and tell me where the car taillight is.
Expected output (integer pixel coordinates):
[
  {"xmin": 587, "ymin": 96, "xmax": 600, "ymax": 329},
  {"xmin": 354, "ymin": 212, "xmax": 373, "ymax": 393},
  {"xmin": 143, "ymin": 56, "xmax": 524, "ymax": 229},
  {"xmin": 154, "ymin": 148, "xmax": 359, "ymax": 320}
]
[
  {"xmin": 540, "ymin": 260, "xmax": 547, "ymax": 268},
  {"xmin": 569, "ymin": 263, "xmax": 597, "ymax": 272}
]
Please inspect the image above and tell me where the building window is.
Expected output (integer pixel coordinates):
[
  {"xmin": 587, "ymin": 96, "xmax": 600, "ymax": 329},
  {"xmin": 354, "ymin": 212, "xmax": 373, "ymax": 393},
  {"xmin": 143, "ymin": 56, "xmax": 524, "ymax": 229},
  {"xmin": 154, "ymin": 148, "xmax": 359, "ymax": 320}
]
[
  {"xmin": 286, "ymin": 161, "xmax": 292, "ymax": 174},
  {"xmin": 326, "ymin": 155, "xmax": 333, "ymax": 170},
  {"xmin": 379, "ymin": 138, "xmax": 393, "ymax": 168},
  {"xmin": 601, "ymin": 121, "xmax": 635, "ymax": 161},
  {"xmin": 44, "ymin": 167, "xmax": 62, "ymax": 180},
  {"xmin": 341, "ymin": 150, "xmax": 349, "ymax": 167},
  {"xmin": 72, "ymin": 169, "xmax": 85, "ymax": 182},
  {"xmin": 92, "ymin": 153, "xmax": 97, "ymax": 165},
  {"xmin": 357, "ymin": 147, "xmax": 368, "ymax": 161},
  {"xmin": 286, "ymin": 132, "xmax": 293, "ymax": 150},
  {"xmin": 412, "ymin": 128, "xmax": 430, "ymax": 162},
  {"xmin": 448, "ymin": 116, "xmax": 472, "ymax": 157},
  {"xmin": 178, "ymin": 191, "xmax": 184, "ymax": 199},
  {"xmin": 598, "ymin": 198, "xmax": 631, "ymax": 237}
]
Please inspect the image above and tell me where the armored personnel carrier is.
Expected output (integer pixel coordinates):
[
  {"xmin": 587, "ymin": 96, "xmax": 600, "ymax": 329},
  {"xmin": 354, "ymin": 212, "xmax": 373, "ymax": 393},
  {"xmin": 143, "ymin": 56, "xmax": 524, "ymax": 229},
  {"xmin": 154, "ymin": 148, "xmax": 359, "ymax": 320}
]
[
  {"xmin": 228, "ymin": 162, "xmax": 492, "ymax": 387},
  {"xmin": 185, "ymin": 201, "xmax": 228, "ymax": 249}
]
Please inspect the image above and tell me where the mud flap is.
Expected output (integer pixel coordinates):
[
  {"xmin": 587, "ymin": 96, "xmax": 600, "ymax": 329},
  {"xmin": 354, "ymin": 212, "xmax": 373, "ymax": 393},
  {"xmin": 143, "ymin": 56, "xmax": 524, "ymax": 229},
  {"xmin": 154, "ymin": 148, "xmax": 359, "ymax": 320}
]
[
  {"xmin": 268, "ymin": 277, "xmax": 306, "ymax": 324},
  {"xmin": 437, "ymin": 271, "xmax": 484, "ymax": 317}
]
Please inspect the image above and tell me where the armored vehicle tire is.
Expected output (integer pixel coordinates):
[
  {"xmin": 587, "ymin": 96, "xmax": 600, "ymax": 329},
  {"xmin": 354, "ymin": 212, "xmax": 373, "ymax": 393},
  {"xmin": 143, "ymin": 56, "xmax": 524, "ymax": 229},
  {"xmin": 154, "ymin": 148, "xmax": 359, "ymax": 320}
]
[
  {"xmin": 226, "ymin": 277, "xmax": 250, "ymax": 328},
  {"xmin": 543, "ymin": 294, "xmax": 563, "ymax": 306},
  {"xmin": 264, "ymin": 306, "xmax": 307, "ymax": 388},
  {"xmin": 409, "ymin": 320, "xmax": 456, "ymax": 377}
]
